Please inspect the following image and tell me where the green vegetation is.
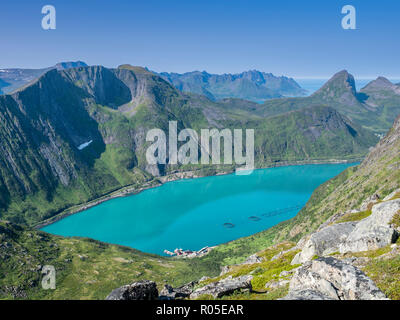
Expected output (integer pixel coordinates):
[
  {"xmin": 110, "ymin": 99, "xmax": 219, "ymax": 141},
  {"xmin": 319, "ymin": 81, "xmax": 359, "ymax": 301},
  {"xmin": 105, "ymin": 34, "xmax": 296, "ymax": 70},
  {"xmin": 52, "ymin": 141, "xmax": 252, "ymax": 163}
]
[
  {"xmin": 390, "ymin": 210, "xmax": 400, "ymax": 229},
  {"xmin": 337, "ymin": 209, "xmax": 372, "ymax": 223},
  {"xmin": 243, "ymin": 71, "xmax": 400, "ymax": 135},
  {"xmin": 390, "ymin": 192, "xmax": 400, "ymax": 200},
  {"xmin": 0, "ymin": 221, "xmax": 220, "ymax": 300},
  {"xmin": 196, "ymin": 242, "xmax": 298, "ymax": 293},
  {"xmin": 203, "ymin": 286, "xmax": 290, "ymax": 301},
  {"xmin": 189, "ymin": 242, "xmax": 298, "ymax": 300},
  {"xmin": 364, "ymin": 255, "xmax": 400, "ymax": 300}
]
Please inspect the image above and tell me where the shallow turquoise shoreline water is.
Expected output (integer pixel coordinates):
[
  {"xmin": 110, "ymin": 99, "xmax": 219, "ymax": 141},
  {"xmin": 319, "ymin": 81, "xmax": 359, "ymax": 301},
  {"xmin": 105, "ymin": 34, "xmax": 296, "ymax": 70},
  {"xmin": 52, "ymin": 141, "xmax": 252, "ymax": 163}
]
[{"xmin": 42, "ymin": 163, "xmax": 356, "ymax": 255}]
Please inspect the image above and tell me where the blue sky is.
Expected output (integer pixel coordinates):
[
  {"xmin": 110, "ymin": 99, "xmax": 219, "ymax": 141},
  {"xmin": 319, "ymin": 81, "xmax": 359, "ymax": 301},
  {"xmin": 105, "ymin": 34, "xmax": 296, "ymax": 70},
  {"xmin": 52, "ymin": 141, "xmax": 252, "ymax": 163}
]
[{"xmin": 0, "ymin": 0, "xmax": 399, "ymax": 78}]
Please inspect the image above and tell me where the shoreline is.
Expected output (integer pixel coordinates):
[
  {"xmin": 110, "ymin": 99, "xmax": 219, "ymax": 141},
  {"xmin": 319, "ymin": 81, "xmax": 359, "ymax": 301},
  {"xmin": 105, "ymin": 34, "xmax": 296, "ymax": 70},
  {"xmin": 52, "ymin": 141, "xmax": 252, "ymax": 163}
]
[{"xmin": 34, "ymin": 158, "xmax": 361, "ymax": 230}]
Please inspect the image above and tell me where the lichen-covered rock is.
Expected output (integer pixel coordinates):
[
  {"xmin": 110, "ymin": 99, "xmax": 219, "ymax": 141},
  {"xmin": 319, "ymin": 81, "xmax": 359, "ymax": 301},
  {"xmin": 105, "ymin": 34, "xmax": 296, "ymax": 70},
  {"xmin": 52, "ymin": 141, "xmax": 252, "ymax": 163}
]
[
  {"xmin": 265, "ymin": 279, "xmax": 290, "ymax": 290},
  {"xmin": 159, "ymin": 281, "xmax": 195, "ymax": 300},
  {"xmin": 291, "ymin": 222, "xmax": 357, "ymax": 264},
  {"xmin": 219, "ymin": 265, "xmax": 231, "ymax": 276},
  {"xmin": 339, "ymin": 199, "xmax": 400, "ymax": 253},
  {"xmin": 105, "ymin": 280, "xmax": 158, "ymax": 300},
  {"xmin": 280, "ymin": 289, "xmax": 336, "ymax": 300},
  {"xmin": 242, "ymin": 254, "xmax": 262, "ymax": 265},
  {"xmin": 284, "ymin": 257, "xmax": 388, "ymax": 300},
  {"xmin": 190, "ymin": 275, "xmax": 253, "ymax": 299},
  {"xmin": 359, "ymin": 194, "xmax": 381, "ymax": 211}
]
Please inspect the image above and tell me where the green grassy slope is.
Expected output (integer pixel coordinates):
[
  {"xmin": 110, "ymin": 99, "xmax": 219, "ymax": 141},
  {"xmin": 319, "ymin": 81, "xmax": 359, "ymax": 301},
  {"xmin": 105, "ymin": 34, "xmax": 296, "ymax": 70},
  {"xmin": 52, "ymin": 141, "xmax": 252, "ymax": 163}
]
[{"xmin": 0, "ymin": 221, "xmax": 220, "ymax": 300}]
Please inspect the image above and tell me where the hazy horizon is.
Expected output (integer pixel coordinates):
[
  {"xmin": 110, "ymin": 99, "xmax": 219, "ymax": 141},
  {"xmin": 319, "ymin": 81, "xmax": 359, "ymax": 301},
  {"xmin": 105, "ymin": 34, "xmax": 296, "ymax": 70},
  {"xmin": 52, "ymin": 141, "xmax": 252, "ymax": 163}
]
[
  {"xmin": 2, "ymin": 61, "xmax": 400, "ymax": 82},
  {"xmin": 1, "ymin": 0, "xmax": 399, "ymax": 78}
]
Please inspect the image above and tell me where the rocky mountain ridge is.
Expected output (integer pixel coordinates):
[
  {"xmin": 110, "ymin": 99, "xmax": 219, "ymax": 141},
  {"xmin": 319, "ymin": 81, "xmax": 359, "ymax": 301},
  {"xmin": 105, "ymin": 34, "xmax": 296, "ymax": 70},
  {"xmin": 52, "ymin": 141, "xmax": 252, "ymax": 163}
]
[
  {"xmin": 0, "ymin": 61, "xmax": 87, "ymax": 94},
  {"xmin": 158, "ymin": 69, "xmax": 307, "ymax": 102},
  {"xmin": 246, "ymin": 70, "xmax": 400, "ymax": 134}
]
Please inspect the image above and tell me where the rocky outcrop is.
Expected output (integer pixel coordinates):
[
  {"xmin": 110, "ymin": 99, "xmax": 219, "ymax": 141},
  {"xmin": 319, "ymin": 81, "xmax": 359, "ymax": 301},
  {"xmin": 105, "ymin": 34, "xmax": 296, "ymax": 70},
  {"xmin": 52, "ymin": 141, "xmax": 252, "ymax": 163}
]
[
  {"xmin": 291, "ymin": 222, "xmax": 357, "ymax": 264},
  {"xmin": 190, "ymin": 275, "xmax": 253, "ymax": 299},
  {"xmin": 281, "ymin": 289, "xmax": 336, "ymax": 300},
  {"xmin": 159, "ymin": 282, "xmax": 196, "ymax": 300},
  {"xmin": 339, "ymin": 199, "xmax": 400, "ymax": 253},
  {"xmin": 242, "ymin": 254, "xmax": 263, "ymax": 265},
  {"xmin": 218, "ymin": 254, "xmax": 262, "ymax": 276},
  {"xmin": 282, "ymin": 257, "xmax": 387, "ymax": 300},
  {"xmin": 265, "ymin": 279, "xmax": 290, "ymax": 290},
  {"xmin": 105, "ymin": 280, "xmax": 158, "ymax": 300}
]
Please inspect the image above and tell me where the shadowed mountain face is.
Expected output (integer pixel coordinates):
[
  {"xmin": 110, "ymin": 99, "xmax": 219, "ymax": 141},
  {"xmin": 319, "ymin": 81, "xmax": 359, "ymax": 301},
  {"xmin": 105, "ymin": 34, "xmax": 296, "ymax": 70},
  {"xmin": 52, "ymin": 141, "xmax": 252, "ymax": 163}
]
[
  {"xmin": 0, "ymin": 61, "xmax": 88, "ymax": 94},
  {"xmin": 158, "ymin": 70, "xmax": 307, "ymax": 102},
  {"xmin": 236, "ymin": 70, "xmax": 400, "ymax": 135},
  {"xmin": 0, "ymin": 65, "xmax": 377, "ymax": 225}
]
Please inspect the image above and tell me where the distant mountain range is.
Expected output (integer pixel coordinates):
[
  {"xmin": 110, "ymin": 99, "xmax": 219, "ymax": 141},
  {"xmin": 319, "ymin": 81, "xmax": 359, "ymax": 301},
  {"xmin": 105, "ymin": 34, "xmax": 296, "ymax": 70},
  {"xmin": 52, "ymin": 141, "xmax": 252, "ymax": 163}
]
[
  {"xmin": 228, "ymin": 70, "xmax": 400, "ymax": 135},
  {"xmin": 1, "ymin": 64, "xmax": 307, "ymax": 102},
  {"xmin": 158, "ymin": 70, "xmax": 308, "ymax": 102},
  {"xmin": 0, "ymin": 61, "xmax": 87, "ymax": 94}
]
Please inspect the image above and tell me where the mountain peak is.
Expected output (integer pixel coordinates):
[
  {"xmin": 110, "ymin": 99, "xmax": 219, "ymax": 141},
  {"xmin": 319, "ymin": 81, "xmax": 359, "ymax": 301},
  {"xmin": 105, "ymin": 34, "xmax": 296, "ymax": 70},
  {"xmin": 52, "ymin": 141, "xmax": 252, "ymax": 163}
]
[
  {"xmin": 312, "ymin": 70, "xmax": 357, "ymax": 98},
  {"xmin": 327, "ymin": 70, "xmax": 356, "ymax": 91},
  {"xmin": 361, "ymin": 76, "xmax": 395, "ymax": 91},
  {"xmin": 55, "ymin": 61, "xmax": 88, "ymax": 70},
  {"xmin": 118, "ymin": 64, "xmax": 152, "ymax": 74}
]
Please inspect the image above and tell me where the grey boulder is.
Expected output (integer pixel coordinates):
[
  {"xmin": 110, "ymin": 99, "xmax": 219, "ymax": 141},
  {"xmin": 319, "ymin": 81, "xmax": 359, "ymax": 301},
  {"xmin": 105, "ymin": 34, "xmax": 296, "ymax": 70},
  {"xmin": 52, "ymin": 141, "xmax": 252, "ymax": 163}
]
[
  {"xmin": 190, "ymin": 275, "xmax": 253, "ymax": 299},
  {"xmin": 291, "ymin": 222, "xmax": 357, "ymax": 264},
  {"xmin": 280, "ymin": 289, "xmax": 336, "ymax": 300},
  {"xmin": 340, "ymin": 199, "xmax": 400, "ymax": 253},
  {"xmin": 284, "ymin": 257, "xmax": 387, "ymax": 300},
  {"xmin": 159, "ymin": 282, "xmax": 196, "ymax": 300},
  {"xmin": 105, "ymin": 280, "xmax": 158, "ymax": 300}
]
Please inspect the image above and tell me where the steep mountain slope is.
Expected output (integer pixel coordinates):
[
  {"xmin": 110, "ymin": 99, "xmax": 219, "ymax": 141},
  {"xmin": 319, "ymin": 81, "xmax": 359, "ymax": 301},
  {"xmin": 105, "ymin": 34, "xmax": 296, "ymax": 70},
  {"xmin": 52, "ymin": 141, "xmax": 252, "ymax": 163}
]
[
  {"xmin": 0, "ymin": 66, "xmax": 157, "ymax": 225},
  {"xmin": 203, "ymin": 114, "xmax": 400, "ymax": 267},
  {"xmin": 0, "ymin": 61, "xmax": 88, "ymax": 94},
  {"xmin": 0, "ymin": 65, "xmax": 377, "ymax": 226},
  {"xmin": 230, "ymin": 105, "xmax": 377, "ymax": 165},
  {"xmin": 358, "ymin": 77, "xmax": 400, "ymax": 132},
  {"xmin": 250, "ymin": 71, "xmax": 400, "ymax": 135},
  {"xmin": 0, "ymin": 220, "xmax": 219, "ymax": 299},
  {"xmin": 159, "ymin": 70, "xmax": 307, "ymax": 102}
]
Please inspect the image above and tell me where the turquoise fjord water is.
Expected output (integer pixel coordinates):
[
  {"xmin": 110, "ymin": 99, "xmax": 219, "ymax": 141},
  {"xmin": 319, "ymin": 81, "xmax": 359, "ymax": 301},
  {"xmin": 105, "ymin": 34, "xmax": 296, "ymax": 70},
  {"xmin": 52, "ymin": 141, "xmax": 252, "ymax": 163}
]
[{"xmin": 42, "ymin": 163, "xmax": 356, "ymax": 255}]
